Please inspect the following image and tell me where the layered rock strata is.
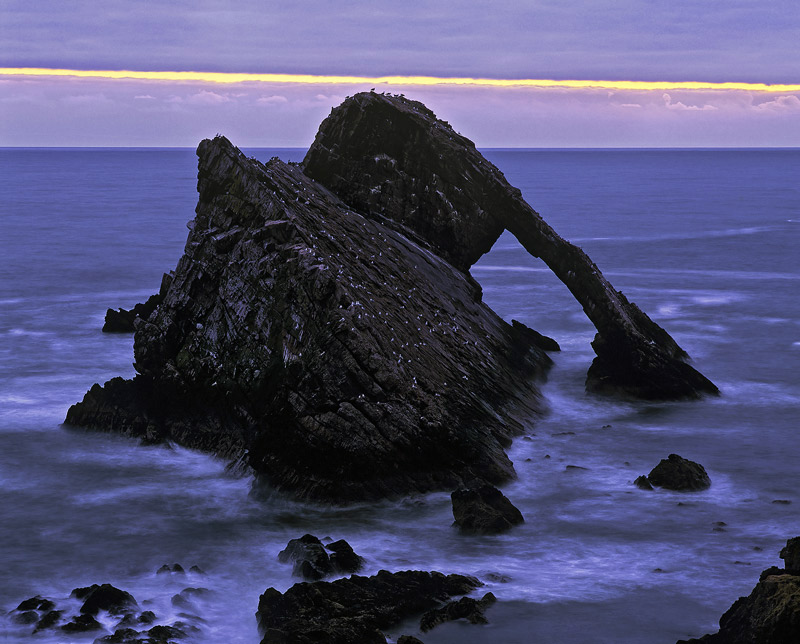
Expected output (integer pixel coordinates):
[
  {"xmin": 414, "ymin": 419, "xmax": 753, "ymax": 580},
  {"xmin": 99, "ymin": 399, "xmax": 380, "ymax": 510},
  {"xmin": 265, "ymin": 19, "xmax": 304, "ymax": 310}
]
[
  {"xmin": 67, "ymin": 135, "xmax": 551, "ymax": 501},
  {"xmin": 303, "ymin": 92, "xmax": 718, "ymax": 399}
]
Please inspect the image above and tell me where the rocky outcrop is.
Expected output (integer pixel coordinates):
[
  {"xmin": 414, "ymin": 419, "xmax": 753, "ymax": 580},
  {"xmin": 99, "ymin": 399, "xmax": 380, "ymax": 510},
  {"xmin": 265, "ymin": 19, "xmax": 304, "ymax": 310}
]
[
  {"xmin": 303, "ymin": 92, "xmax": 717, "ymax": 400},
  {"xmin": 644, "ymin": 454, "xmax": 711, "ymax": 491},
  {"xmin": 781, "ymin": 537, "xmax": 800, "ymax": 574},
  {"xmin": 102, "ymin": 273, "xmax": 173, "ymax": 333},
  {"xmin": 256, "ymin": 569, "xmax": 481, "ymax": 644},
  {"xmin": 451, "ymin": 484, "xmax": 524, "ymax": 534},
  {"xmin": 66, "ymin": 132, "xmax": 551, "ymax": 502},
  {"xmin": 677, "ymin": 538, "xmax": 800, "ymax": 643}
]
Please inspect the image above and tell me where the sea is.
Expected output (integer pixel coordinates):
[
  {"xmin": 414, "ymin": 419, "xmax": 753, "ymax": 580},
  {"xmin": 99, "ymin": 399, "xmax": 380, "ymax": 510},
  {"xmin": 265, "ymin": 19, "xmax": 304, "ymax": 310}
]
[{"xmin": 1, "ymin": 147, "xmax": 798, "ymax": 643}]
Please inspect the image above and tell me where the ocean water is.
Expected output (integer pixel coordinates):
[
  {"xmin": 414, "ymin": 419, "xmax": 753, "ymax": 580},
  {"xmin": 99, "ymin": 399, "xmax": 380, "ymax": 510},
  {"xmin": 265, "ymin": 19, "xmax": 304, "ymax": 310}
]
[{"xmin": 1, "ymin": 147, "xmax": 798, "ymax": 643}]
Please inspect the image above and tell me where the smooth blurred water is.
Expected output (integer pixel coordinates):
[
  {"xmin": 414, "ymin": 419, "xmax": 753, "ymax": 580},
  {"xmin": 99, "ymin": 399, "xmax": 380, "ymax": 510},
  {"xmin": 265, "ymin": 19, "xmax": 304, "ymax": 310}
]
[{"xmin": 1, "ymin": 148, "xmax": 798, "ymax": 643}]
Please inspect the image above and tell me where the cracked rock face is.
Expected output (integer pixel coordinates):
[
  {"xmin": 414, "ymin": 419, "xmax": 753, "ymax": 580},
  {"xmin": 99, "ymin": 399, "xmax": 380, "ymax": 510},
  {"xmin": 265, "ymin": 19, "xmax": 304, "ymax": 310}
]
[
  {"xmin": 67, "ymin": 135, "xmax": 551, "ymax": 502},
  {"xmin": 304, "ymin": 92, "xmax": 718, "ymax": 400}
]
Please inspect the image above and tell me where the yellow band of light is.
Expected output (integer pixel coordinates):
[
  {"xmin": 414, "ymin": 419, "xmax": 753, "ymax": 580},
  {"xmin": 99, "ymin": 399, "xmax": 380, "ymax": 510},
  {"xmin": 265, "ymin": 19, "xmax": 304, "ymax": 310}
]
[{"xmin": 2, "ymin": 67, "xmax": 799, "ymax": 92}]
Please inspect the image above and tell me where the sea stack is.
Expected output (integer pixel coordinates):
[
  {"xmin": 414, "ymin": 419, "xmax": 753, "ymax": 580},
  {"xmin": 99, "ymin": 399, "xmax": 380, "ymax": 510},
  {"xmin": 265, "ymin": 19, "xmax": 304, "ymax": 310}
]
[{"xmin": 66, "ymin": 92, "xmax": 717, "ymax": 502}]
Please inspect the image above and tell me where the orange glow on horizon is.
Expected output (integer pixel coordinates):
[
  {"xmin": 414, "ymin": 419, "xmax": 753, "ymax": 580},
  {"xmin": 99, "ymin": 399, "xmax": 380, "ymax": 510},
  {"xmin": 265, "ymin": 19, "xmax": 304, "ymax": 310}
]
[{"xmin": 2, "ymin": 67, "xmax": 799, "ymax": 92}]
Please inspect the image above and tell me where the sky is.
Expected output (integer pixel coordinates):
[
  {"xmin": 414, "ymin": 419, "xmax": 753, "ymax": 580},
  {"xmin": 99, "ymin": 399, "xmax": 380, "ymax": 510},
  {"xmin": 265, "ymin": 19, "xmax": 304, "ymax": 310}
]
[{"xmin": 1, "ymin": 0, "xmax": 799, "ymax": 147}]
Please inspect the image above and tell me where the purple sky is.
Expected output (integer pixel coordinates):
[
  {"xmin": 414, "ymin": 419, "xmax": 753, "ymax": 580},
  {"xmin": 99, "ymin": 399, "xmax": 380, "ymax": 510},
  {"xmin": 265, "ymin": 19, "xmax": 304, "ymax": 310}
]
[{"xmin": 1, "ymin": 1, "xmax": 799, "ymax": 146}]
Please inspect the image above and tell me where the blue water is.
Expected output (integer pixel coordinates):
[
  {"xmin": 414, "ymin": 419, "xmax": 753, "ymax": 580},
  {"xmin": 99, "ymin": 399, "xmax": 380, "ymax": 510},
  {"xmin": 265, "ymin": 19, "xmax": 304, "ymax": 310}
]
[{"xmin": 1, "ymin": 148, "xmax": 799, "ymax": 643}]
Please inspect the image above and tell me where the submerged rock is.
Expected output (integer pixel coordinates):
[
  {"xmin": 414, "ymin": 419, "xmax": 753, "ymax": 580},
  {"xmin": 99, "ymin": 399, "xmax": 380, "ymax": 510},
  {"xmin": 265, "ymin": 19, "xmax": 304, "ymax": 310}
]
[
  {"xmin": 75, "ymin": 583, "xmax": 138, "ymax": 616},
  {"xmin": 256, "ymin": 569, "xmax": 481, "ymax": 644},
  {"xmin": 304, "ymin": 92, "xmax": 717, "ymax": 400},
  {"xmin": 677, "ymin": 536, "xmax": 800, "ymax": 643},
  {"xmin": 66, "ymin": 129, "xmax": 550, "ymax": 502},
  {"xmin": 451, "ymin": 484, "xmax": 524, "ymax": 534},
  {"xmin": 419, "ymin": 592, "xmax": 496, "ymax": 632},
  {"xmin": 646, "ymin": 454, "xmax": 711, "ymax": 491}
]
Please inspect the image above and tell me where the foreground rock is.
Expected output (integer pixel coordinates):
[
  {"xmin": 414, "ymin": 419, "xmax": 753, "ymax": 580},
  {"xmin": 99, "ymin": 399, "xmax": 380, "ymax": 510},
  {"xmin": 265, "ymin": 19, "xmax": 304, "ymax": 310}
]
[
  {"xmin": 451, "ymin": 484, "xmax": 524, "ymax": 534},
  {"xmin": 256, "ymin": 569, "xmax": 481, "ymax": 644},
  {"xmin": 643, "ymin": 454, "xmax": 711, "ymax": 491},
  {"xmin": 6, "ymin": 583, "xmax": 195, "ymax": 642},
  {"xmin": 677, "ymin": 537, "xmax": 800, "ymax": 643},
  {"xmin": 278, "ymin": 534, "xmax": 363, "ymax": 580},
  {"xmin": 420, "ymin": 592, "xmax": 496, "ymax": 631},
  {"xmin": 66, "ymin": 130, "xmax": 551, "ymax": 501},
  {"xmin": 304, "ymin": 92, "xmax": 717, "ymax": 400}
]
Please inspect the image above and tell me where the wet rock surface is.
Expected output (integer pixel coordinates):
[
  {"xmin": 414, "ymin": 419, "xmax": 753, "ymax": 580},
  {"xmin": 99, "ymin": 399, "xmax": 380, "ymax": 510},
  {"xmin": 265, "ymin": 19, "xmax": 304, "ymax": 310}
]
[
  {"xmin": 677, "ymin": 537, "xmax": 800, "ymax": 643},
  {"xmin": 102, "ymin": 273, "xmax": 173, "ymax": 333},
  {"xmin": 451, "ymin": 484, "xmax": 524, "ymax": 534},
  {"xmin": 256, "ymin": 569, "xmax": 481, "ymax": 644},
  {"xmin": 304, "ymin": 91, "xmax": 717, "ymax": 400},
  {"xmin": 66, "ymin": 127, "xmax": 551, "ymax": 502},
  {"xmin": 419, "ymin": 592, "xmax": 496, "ymax": 632},
  {"xmin": 5, "ymin": 581, "xmax": 201, "ymax": 643},
  {"xmin": 278, "ymin": 534, "xmax": 364, "ymax": 580},
  {"xmin": 645, "ymin": 454, "xmax": 711, "ymax": 491}
]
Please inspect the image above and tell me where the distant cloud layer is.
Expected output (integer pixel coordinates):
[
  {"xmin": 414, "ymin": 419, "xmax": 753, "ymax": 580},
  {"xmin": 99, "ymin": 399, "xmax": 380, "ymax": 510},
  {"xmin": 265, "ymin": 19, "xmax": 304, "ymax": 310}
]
[
  {"xmin": 2, "ymin": 1, "xmax": 798, "ymax": 146},
  {"xmin": 2, "ymin": 75, "xmax": 798, "ymax": 147},
  {"xmin": 2, "ymin": 1, "xmax": 799, "ymax": 83}
]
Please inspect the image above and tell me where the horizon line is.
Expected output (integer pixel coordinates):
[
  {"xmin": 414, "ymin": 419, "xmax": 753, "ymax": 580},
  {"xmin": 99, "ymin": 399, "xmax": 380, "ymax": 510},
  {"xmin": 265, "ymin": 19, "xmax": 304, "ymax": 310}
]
[{"xmin": 3, "ymin": 67, "xmax": 800, "ymax": 92}]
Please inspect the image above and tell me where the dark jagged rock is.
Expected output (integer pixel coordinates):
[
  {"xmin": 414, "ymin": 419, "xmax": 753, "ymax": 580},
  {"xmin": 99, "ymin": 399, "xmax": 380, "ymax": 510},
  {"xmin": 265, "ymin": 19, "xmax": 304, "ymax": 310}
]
[
  {"xmin": 33, "ymin": 609, "xmax": 63, "ymax": 632},
  {"xmin": 647, "ymin": 454, "xmax": 711, "ymax": 491},
  {"xmin": 103, "ymin": 273, "xmax": 173, "ymax": 333},
  {"xmin": 677, "ymin": 537, "xmax": 800, "ymax": 643},
  {"xmin": 95, "ymin": 628, "xmax": 141, "ymax": 644},
  {"xmin": 278, "ymin": 534, "xmax": 364, "ymax": 579},
  {"xmin": 397, "ymin": 637, "xmax": 426, "ymax": 644},
  {"xmin": 157, "ymin": 563, "xmax": 185, "ymax": 575},
  {"xmin": 11, "ymin": 610, "xmax": 39, "ymax": 625},
  {"xmin": 66, "ymin": 130, "xmax": 551, "ymax": 502},
  {"xmin": 62, "ymin": 613, "xmax": 103, "ymax": 632},
  {"xmin": 16, "ymin": 595, "xmax": 55, "ymax": 612},
  {"xmin": 419, "ymin": 592, "xmax": 496, "ymax": 632},
  {"xmin": 171, "ymin": 587, "xmax": 210, "ymax": 610},
  {"xmin": 634, "ymin": 475, "xmax": 654, "ymax": 490},
  {"xmin": 303, "ymin": 92, "xmax": 717, "ymax": 400},
  {"xmin": 78, "ymin": 583, "xmax": 138, "ymax": 616},
  {"xmin": 511, "ymin": 319, "xmax": 560, "ymax": 353},
  {"xmin": 278, "ymin": 534, "xmax": 334, "ymax": 580},
  {"xmin": 327, "ymin": 539, "xmax": 364, "ymax": 574},
  {"xmin": 256, "ymin": 569, "xmax": 481, "ymax": 644},
  {"xmin": 781, "ymin": 536, "xmax": 800, "ymax": 573},
  {"xmin": 451, "ymin": 484, "xmax": 524, "ymax": 534}
]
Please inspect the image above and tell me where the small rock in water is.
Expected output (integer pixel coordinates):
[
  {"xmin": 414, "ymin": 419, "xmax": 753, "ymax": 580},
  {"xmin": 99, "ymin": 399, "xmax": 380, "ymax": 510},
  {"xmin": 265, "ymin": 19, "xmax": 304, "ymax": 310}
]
[
  {"xmin": 397, "ymin": 636, "xmax": 426, "ymax": 644},
  {"xmin": 772, "ymin": 499, "xmax": 792, "ymax": 505},
  {"xmin": 78, "ymin": 584, "xmax": 138, "ymax": 616},
  {"xmin": 634, "ymin": 475, "xmax": 653, "ymax": 490},
  {"xmin": 61, "ymin": 613, "xmax": 103, "ymax": 632},
  {"xmin": 326, "ymin": 539, "xmax": 364, "ymax": 574},
  {"xmin": 646, "ymin": 454, "xmax": 711, "ymax": 491},
  {"xmin": 565, "ymin": 465, "xmax": 588, "ymax": 471},
  {"xmin": 451, "ymin": 484, "xmax": 524, "ymax": 535},
  {"xmin": 94, "ymin": 627, "xmax": 141, "ymax": 644},
  {"xmin": 16, "ymin": 595, "xmax": 55, "ymax": 612},
  {"xmin": 11, "ymin": 610, "xmax": 39, "ymax": 625},
  {"xmin": 33, "ymin": 609, "xmax": 63, "ymax": 633},
  {"xmin": 278, "ymin": 534, "xmax": 334, "ymax": 580},
  {"xmin": 157, "ymin": 563, "xmax": 185, "ymax": 575},
  {"xmin": 189, "ymin": 565, "xmax": 205, "ymax": 574}
]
